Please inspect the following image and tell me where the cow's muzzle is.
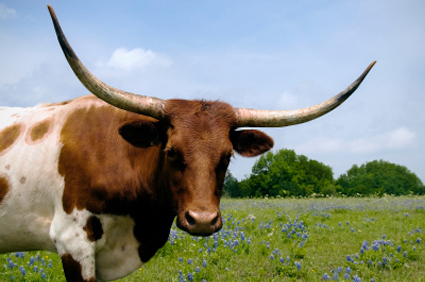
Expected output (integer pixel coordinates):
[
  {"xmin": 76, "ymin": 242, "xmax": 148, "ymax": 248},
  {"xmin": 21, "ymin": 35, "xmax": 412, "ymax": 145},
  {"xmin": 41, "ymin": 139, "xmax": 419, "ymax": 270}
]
[{"xmin": 177, "ymin": 209, "xmax": 222, "ymax": 236}]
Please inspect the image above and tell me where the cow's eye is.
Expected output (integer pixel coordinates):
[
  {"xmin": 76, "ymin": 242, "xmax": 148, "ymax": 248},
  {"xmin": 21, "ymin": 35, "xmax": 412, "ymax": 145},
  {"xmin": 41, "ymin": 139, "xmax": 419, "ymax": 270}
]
[
  {"xmin": 167, "ymin": 148, "xmax": 176, "ymax": 159},
  {"xmin": 166, "ymin": 148, "xmax": 186, "ymax": 170}
]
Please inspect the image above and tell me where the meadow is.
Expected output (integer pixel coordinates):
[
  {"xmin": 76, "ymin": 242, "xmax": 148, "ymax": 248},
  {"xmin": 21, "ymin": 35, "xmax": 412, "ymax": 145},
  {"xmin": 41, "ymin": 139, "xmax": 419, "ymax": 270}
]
[{"xmin": 1, "ymin": 195, "xmax": 424, "ymax": 281}]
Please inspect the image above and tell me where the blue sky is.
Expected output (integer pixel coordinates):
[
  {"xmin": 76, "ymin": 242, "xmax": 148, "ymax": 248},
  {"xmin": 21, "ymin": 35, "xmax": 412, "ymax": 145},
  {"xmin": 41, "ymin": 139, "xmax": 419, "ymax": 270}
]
[{"xmin": 1, "ymin": 1, "xmax": 424, "ymax": 183}]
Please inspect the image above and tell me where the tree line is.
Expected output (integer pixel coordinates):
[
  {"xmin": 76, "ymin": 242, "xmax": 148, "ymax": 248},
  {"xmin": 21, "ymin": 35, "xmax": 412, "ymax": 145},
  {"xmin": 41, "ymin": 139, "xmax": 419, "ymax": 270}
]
[{"xmin": 224, "ymin": 149, "xmax": 425, "ymax": 198}]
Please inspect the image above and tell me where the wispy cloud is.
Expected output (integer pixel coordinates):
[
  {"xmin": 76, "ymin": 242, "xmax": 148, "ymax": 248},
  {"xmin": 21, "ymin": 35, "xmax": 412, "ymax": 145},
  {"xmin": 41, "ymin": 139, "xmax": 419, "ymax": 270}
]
[
  {"xmin": 294, "ymin": 127, "xmax": 417, "ymax": 155},
  {"xmin": 0, "ymin": 3, "xmax": 17, "ymax": 20},
  {"xmin": 99, "ymin": 48, "xmax": 173, "ymax": 71}
]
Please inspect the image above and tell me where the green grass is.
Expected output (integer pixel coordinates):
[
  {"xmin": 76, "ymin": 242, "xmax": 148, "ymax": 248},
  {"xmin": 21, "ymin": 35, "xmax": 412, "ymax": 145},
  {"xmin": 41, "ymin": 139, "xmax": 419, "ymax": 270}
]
[{"xmin": 1, "ymin": 195, "xmax": 424, "ymax": 281}]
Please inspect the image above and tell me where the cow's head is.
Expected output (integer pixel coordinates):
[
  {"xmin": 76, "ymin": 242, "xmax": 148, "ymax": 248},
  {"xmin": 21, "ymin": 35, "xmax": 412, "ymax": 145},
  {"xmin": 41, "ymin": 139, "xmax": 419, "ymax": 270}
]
[
  {"xmin": 118, "ymin": 99, "xmax": 273, "ymax": 235},
  {"xmin": 48, "ymin": 6, "xmax": 375, "ymax": 236}
]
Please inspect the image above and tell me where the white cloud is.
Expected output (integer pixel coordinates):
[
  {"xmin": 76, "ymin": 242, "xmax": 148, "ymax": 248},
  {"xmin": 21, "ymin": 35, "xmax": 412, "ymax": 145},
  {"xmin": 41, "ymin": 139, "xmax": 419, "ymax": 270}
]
[
  {"xmin": 294, "ymin": 127, "xmax": 417, "ymax": 155},
  {"xmin": 104, "ymin": 48, "xmax": 172, "ymax": 71},
  {"xmin": 0, "ymin": 3, "xmax": 16, "ymax": 20}
]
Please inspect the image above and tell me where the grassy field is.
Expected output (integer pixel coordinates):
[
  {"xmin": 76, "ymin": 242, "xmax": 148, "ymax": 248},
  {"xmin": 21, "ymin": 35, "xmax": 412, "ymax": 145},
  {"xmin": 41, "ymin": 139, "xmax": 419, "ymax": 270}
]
[{"xmin": 1, "ymin": 195, "xmax": 424, "ymax": 281}]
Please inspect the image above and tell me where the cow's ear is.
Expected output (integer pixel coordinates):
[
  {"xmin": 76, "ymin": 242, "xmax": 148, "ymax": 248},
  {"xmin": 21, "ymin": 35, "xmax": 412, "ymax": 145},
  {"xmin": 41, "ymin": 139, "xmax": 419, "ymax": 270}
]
[
  {"xmin": 230, "ymin": 129, "xmax": 274, "ymax": 157},
  {"xmin": 119, "ymin": 120, "xmax": 166, "ymax": 148}
]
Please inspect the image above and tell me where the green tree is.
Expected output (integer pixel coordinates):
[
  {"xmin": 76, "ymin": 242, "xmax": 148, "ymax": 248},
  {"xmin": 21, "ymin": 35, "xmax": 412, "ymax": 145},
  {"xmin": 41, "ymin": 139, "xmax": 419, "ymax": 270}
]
[
  {"xmin": 222, "ymin": 171, "xmax": 241, "ymax": 198},
  {"xmin": 336, "ymin": 160, "xmax": 425, "ymax": 196},
  {"xmin": 243, "ymin": 149, "xmax": 334, "ymax": 197}
]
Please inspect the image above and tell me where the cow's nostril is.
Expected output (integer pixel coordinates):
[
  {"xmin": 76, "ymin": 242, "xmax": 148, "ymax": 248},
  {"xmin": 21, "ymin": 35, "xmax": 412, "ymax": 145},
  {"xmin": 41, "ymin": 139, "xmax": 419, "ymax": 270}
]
[
  {"xmin": 185, "ymin": 211, "xmax": 196, "ymax": 226},
  {"xmin": 210, "ymin": 213, "xmax": 219, "ymax": 226}
]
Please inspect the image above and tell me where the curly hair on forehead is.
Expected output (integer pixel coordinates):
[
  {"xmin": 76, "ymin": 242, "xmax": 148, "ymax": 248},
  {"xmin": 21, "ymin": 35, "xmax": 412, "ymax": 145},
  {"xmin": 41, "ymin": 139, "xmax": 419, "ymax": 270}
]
[{"xmin": 164, "ymin": 99, "xmax": 238, "ymax": 129}]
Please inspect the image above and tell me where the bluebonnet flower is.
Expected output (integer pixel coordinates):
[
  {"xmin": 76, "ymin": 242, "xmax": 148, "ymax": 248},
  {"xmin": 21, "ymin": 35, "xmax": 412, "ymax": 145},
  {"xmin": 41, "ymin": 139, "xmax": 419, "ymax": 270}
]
[
  {"xmin": 403, "ymin": 251, "xmax": 408, "ymax": 258},
  {"xmin": 188, "ymin": 258, "xmax": 193, "ymax": 264},
  {"xmin": 41, "ymin": 272, "xmax": 47, "ymax": 280},
  {"xmin": 187, "ymin": 272, "xmax": 194, "ymax": 281},
  {"xmin": 336, "ymin": 267, "xmax": 342, "ymax": 273},
  {"xmin": 352, "ymin": 275, "xmax": 362, "ymax": 282},
  {"xmin": 294, "ymin": 261, "xmax": 301, "ymax": 271},
  {"xmin": 370, "ymin": 279, "xmax": 375, "ymax": 282},
  {"xmin": 279, "ymin": 257, "xmax": 284, "ymax": 263},
  {"xmin": 33, "ymin": 265, "xmax": 39, "ymax": 272},
  {"xmin": 29, "ymin": 256, "xmax": 35, "ymax": 265},
  {"xmin": 333, "ymin": 272, "xmax": 339, "ymax": 281},
  {"xmin": 344, "ymin": 273, "xmax": 350, "ymax": 280},
  {"xmin": 178, "ymin": 257, "xmax": 183, "ymax": 262},
  {"xmin": 416, "ymin": 238, "xmax": 421, "ymax": 243},
  {"xmin": 382, "ymin": 257, "xmax": 388, "ymax": 265},
  {"xmin": 382, "ymin": 234, "xmax": 386, "ymax": 239},
  {"xmin": 323, "ymin": 273, "xmax": 331, "ymax": 280},
  {"xmin": 20, "ymin": 268, "xmax": 26, "ymax": 276},
  {"xmin": 346, "ymin": 266, "xmax": 351, "ymax": 274},
  {"xmin": 347, "ymin": 255, "xmax": 355, "ymax": 262},
  {"xmin": 397, "ymin": 245, "xmax": 401, "ymax": 252},
  {"xmin": 195, "ymin": 267, "xmax": 200, "ymax": 273},
  {"xmin": 270, "ymin": 255, "xmax": 275, "ymax": 260},
  {"xmin": 202, "ymin": 259, "xmax": 207, "ymax": 268}
]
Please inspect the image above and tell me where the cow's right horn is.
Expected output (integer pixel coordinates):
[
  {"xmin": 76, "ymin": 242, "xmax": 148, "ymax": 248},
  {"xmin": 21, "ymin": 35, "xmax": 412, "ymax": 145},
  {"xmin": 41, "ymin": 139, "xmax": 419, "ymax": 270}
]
[
  {"xmin": 235, "ymin": 61, "xmax": 376, "ymax": 127},
  {"xmin": 48, "ymin": 5, "xmax": 164, "ymax": 119}
]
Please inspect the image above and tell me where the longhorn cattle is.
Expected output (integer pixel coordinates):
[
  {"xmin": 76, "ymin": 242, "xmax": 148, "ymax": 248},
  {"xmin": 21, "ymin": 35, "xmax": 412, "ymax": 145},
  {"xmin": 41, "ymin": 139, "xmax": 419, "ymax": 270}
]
[{"xmin": 0, "ymin": 5, "xmax": 375, "ymax": 282}]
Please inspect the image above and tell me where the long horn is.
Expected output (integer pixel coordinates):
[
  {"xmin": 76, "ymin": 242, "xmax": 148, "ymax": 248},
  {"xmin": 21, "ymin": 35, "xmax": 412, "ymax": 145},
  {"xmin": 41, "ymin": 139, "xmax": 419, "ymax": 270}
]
[
  {"xmin": 236, "ymin": 61, "xmax": 376, "ymax": 127},
  {"xmin": 47, "ymin": 5, "xmax": 164, "ymax": 119}
]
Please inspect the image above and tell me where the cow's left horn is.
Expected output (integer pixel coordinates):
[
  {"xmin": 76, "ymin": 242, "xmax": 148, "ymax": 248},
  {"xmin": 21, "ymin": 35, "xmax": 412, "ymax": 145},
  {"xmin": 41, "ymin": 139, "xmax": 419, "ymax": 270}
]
[
  {"xmin": 47, "ymin": 5, "xmax": 164, "ymax": 119},
  {"xmin": 236, "ymin": 61, "xmax": 376, "ymax": 127}
]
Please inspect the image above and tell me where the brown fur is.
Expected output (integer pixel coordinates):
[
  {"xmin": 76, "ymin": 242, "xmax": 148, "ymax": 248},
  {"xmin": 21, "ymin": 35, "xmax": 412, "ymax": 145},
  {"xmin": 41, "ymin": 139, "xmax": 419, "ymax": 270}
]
[
  {"xmin": 0, "ymin": 175, "xmax": 10, "ymax": 204},
  {"xmin": 29, "ymin": 120, "xmax": 52, "ymax": 142},
  {"xmin": 61, "ymin": 254, "xmax": 96, "ymax": 282},
  {"xmin": 0, "ymin": 124, "xmax": 22, "ymax": 156},
  {"xmin": 83, "ymin": 216, "xmax": 103, "ymax": 242}
]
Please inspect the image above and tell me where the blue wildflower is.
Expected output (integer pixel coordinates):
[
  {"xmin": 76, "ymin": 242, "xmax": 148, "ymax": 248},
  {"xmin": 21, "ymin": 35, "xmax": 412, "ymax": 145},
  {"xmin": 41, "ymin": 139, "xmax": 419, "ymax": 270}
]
[
  {"xmin": 352, "ymin": 275, "xmax": 362, "ymax": 282},
  {"xmin": 279, "ymin": 257, "xmax": 284, "ymax": 263},
  {"xmin": 397, "ymin": 245, "xmax": 401, "ymax": 252},
  {"xmin": 323, "ymin": 273, "xmax": 331, "ymax": 280},
  {"xmin": 195, "ymin": 267, "xmax": 200, "ymax": 273},
  {"xmin": 346, "ymin": 266, "xmax": 351, "ymax": 274},
  {"xmin": 187, "ymin": 272, "xmax": 194, "ymax": 281},
  {"xmin": 336, "ymin": 267, "xmax": 342, "ymax": 273},
  {"xmin": 294, "ymin": 261, "xmax": 301, "ymax": 271},
  {"xmin": 188, "ymin": 258, "xmax": 193, "ymax": 264},
  {"xmin": 202, "ymin": 259, "xmax": 207, "ymax": 268},
  {"xmin": 347, "ymin": 255, "xmax": 355, "ymax": 262}
]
